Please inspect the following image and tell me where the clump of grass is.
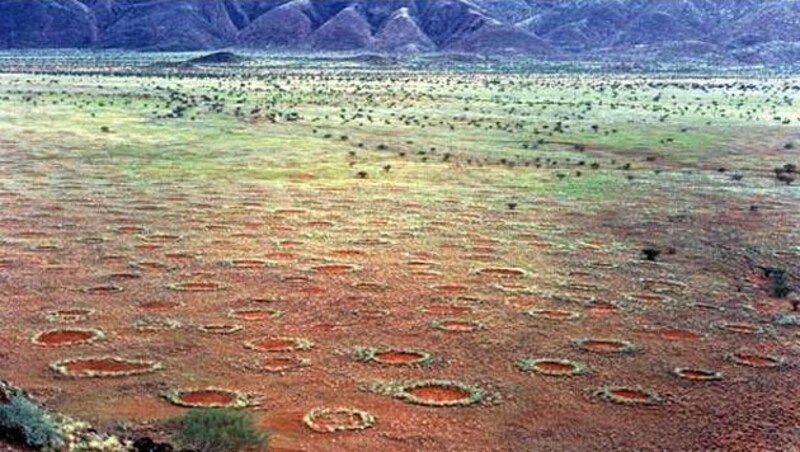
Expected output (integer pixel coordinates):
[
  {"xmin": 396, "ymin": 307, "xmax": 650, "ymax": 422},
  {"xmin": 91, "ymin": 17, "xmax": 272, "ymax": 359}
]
[
  {"xmin": 641, "ymin": 246, "xmax": 662, "ymax": 261},
  {"xmin": 172, "ymin": 409, "xmax": 268, "ymax": 452},
  {"xmin": 0, "ymin": 395, "xmax": 65, "ymax": 449},
  {"xmin": 759, "ymin": 266, "xmax": 791, "ymax": 299}
]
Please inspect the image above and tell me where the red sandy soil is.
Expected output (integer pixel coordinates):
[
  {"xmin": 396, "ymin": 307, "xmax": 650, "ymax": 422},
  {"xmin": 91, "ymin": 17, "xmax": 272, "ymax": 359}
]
[
  {"xmin": 0, "ymin": 162, "xmax": 798, "ymax": 451},
  {"xmin": 61, "ymin": 358, "xmax": 154, "ymax": 375}
]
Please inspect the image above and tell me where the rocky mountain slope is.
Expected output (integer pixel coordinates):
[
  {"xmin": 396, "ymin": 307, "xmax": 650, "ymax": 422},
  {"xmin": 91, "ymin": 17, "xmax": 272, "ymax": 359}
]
[{"xmin": 1, "ymin": 0, "xmax": 799, "ymax": 62}]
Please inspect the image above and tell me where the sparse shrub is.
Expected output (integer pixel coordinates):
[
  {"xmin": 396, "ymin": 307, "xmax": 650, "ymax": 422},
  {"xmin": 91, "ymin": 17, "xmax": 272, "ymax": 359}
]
[
  {"xmin": 100, "ymin": 126, "xmax": 111, "ymax": 133},
  {"xmin": 0, "ymin": 395, "xmax": 64, "ymax": 449},
  {"xmin": 760, "ymin": 267, "xmax": 791, "ymax": 299},
  {"xmin": 173, "ymin": 409, "xmax": 268, "ymax": 452},
  {"xmin": 356, "ymin": 171, "xmax": 368, "ymax": 179},
  {"xmin": 641, "ymin": 247, "xmax": 661, "ymax": 262}
]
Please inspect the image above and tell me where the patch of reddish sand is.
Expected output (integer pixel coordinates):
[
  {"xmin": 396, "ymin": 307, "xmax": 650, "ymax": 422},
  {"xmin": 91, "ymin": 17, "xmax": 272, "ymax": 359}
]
[
  {"xmin": 407, "ymin": 385, "xmax": 470, "ymax": 403},
  {"xmin": 250, "ymin": 339, "xmax": 297, "ymax": 352},
  {"xmin": 312, "ymin": 264, "xmax": 356, "ymax": 274},
  {"xmin": 609, "ymin": 389, "xmax": 651, "ymax": 402},
  {"xmin": 582, "ymin": 340, "xmax": 627, "ymax": 352},
  {"xmin": 63, "ymin": 359, "xmax": 152, "ymax": 374},
  {"xmin": 535, "ymin": 361, "xmax": 577, "ymax": 373},
  {"xmin": 178, "ymin": 390, "xmax": 236, "ymax": 406},
  {"xmin": 36, "ymin": 330, "xmax": 97, "ymax": 345},
  {"xmin": 374, "ymin": 351, "xmax": 426, "ymax": 364}
]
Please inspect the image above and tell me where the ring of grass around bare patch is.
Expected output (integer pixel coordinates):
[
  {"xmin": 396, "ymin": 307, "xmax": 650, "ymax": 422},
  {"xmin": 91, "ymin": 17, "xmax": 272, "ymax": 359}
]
[
  {"xmin": 198, "ymin": 324, "xmax": 244, "ymax": 335},
  {"xmin": 720, "ymin": 323, "xmax": 763, "ymax": 335},
  {"xmin": 244, "ymin": 356, "xmax": 311, "ymax": 373},
  {"xmin": 526, "ymin": 309, "xmax": 583, "ymax": 322},
  {"xmin": 303, "ymin": 408, "xmax": 376, "ymax": 433},
  {"xmin": 518, "ymin": 358, "xmax": 590, "ymax": 377},
  {"xmin": 228, "ymin": 308, "xmax": 282, "ymax": 321},
  {"xmin": 493, "ymin": 283, "xmax": 536, "ymax": 294},
  {"xmin": 51, "ymin": 356, "xmax": 163, "ymax": 378},
  {"xmin": 573, "ymin": 338, "xmax": 636, "ymax": 354},
  {"xmin": 431, "ymin": 284, "xmax": 468, "ymax": 295},
  {"xmin": 405, "ymin": 261, "xmax": 440, "ymax": 270},
  {"xmin": 162, "ymin": 388, "xmax": 260, "ymax": 409},
  {"xmin": 228, "ymin": 259, "xmax": 274, "ymax": 269},
  {"xmin": 168, "ymin": 281, "xmax": 227, "ymax": 292},
  {"xmin": 309, "ymin": 264, "xmax": 360, "ymax": 275},
  {"xmin": 32, "ymin": 328, "xmax": 105, "ymax": 346},
  {"xmin": 44, "ymin": 308, "xmax": 95, "ymax": 323},
  {"xmin": 626, "ymin": 293, "xmax": 673, "ymax": 304},
  {"xmin": 474, "ymin": 267, "xmax": 530, "ymax": 279},
  {"xmin": 673, "ymin": 368, "xmax": 723, "ymax": 381},
  {"xmin": 244, "ymin": 337, "xmax": 314, "ymax": 353},
  {"xmin": 353, "ymin": 347, "xmax": 433, "ymax": 367},
  {"xmin": 433, "ymin": 318, "xmax": 484, "ymax": 333},
  {"xmin": 132, "ymin": 316, "xmax": 182, "ymax": 332},
  {"xmin": 639, "ymin": 278, "xmax": 687, "ymax": 295},
  {"xmin": 138, "ymin": 300, "xmax": 183, "ymax": 311},
  {"xmin": 421, "ymin": 304, "xmax": 474, "ymax": 316},
  {"xmin": 727, "ymin": 352, "xmax": 784, "ymax": 369},
  {"xmin": 81, "ymin": 285, "xmax": 123, "ymax": 295},
  {"xmin": 595, "ymin": 387, "xmax": 663, "ymax": 406},
  {"xmin": 394, "ymin": 380, "xmax": 483, "ymax": 407},
  {"xmin": 638, "ymin": 328, "xmax": 704, "ymax": 341}
]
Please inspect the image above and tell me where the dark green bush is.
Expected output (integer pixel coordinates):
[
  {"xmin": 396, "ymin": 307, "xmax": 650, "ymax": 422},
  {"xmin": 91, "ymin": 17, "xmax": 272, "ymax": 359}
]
[
  {"xmin": 0, "ymin": 395, "xmax": 64, "ymax": 449},
  {"xmin": 173, "ymin": 409, "xmax": 268, "ymax": 452}
]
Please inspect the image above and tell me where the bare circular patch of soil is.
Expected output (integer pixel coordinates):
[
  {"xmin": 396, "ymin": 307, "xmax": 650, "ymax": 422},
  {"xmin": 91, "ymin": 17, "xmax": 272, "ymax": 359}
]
[
  {"xmin": 229, "ymin": 259, "xmax": 271, "ymax": 269},
  {"xmin": 169, "ymin": 281, "xmax": 226, "ymax": 292},
  {"xmin": 162, "ymin": 388, "xmax": 260, "ymax": 408},
  {"xmin": 228, "ymin": 309, "xmax": 282, "ymax": 321},
  {"xmin": 431, "ymin": 284, "xmax": 468, "ymax": 295},
  {"xmin": 433, "ymin": 318, "xmax": 484, "ymax": 333},
  {"xmin": 304, "ymin": 408, "xmax": 376, "ymax": 433},
  {"xmin": 518, "ymin": 358, "xmax": 589, "ymax": 377},
  {"xmin": 395, "ymin": 380, "xmax": 483, "ymax": 407},
  {"xmin": 638, "ymin": 328, "xmax": 703, "ymax": 341},
  {"xmin": 476, "ymin": 267, "xmax": 529, "ymax": 278},
  {"xmin": 354, "ymin": 347, "xmax": 432, "ymax": 366},
  {"xmin": 198, "ymin": 324, "xmax": 243, "ymax": 335},
  {"xmin": 595, "ymin": 387, "xmax": 663, "ymax": 406},
  {"xmin": 51, "ymin": 357, "xmax": 162, "ymax": 378},
  {"xmin": 673, "ymin": 368, "xmax": 723, "ymax": 381},
  {"xmin": 244, "ymin": 356, "xmax": 310, "ymax": 373},
  {"xmin": 574, "ymin": 338, "xmax": 636, "ymax": 354},
  {"xmin": 526, "ymin": 309, "xmax": 583, "ymax": 322},
  {"xmin": 406, "ymin": 261, "xmax": 439, "ymax": 270},
  {"xmin": 244, "ymin": 337, "xmax": 314, "ymax": 353},
  {"xmin": 311, "ymin": 264, "xmax": 359, "ymax": 275},
  {"xmin": 266, "ymin": 252, "xmax": 297, "ymax": 261},
  {"xmin": 331, "ymin": 249, "xmax": 366, "ymax": 257},
  {"xmin": 81, "ymin": 285, "xmax": 123, "ymax": 295},
  {"xmin": 728, "ymin": 352, "xmax": 784, "ymax": 368},
  {"xmin": 721, "ymin": 323, "xmax": 763, "ymax": 335},
  {"xmin": 627, "ymin": 293, "xmax": 672, "ymax": 304},
  {"xmin": 33, "ymin": 328, "xmax": 105, "ymax": 346}
]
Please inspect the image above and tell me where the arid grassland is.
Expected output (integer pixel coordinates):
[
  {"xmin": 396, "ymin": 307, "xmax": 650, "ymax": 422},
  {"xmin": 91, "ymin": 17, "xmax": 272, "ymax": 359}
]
[{"xmin": 0, "ymin": 54, "xmax": 798, "ymax": 451}]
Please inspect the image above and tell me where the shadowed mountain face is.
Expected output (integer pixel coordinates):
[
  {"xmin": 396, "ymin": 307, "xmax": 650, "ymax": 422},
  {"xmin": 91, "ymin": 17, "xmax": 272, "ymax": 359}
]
[{"xmin": 0, "ymin": 0, "xmax": 799, "ymax": 61}]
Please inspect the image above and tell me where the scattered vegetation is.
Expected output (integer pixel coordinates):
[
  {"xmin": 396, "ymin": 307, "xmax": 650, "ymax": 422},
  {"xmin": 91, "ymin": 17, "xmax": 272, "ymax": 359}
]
[
  {"xmin": 172, "ymin": 409, "xmax": 268, "ymax": 452},
  {"xmin": 0, "ymin": 395, "xmax": 64, "ymax": 449}
]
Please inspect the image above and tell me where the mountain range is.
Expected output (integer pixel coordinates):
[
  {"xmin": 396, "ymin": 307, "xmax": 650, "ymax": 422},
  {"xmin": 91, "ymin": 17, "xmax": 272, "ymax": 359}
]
[{"xmin": 1, "ymin": 0, "xmax": 800, "ymax": 62}]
